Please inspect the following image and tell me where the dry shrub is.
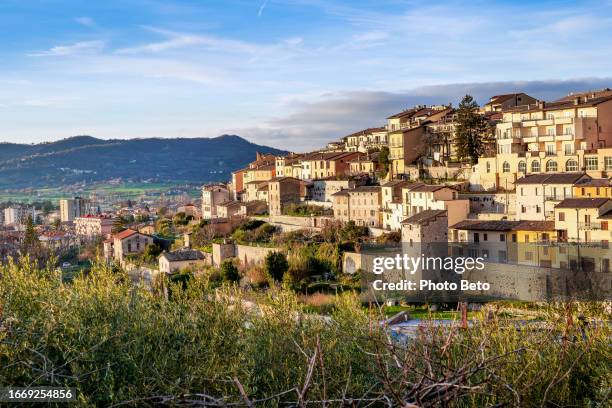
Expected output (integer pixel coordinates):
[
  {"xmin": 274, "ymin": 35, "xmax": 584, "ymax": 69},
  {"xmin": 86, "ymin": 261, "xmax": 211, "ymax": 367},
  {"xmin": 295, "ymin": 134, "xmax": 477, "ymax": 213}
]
[
  {"xmin": 301, "ymin": 292, "xmax": 334, "ymax": 308},
  {"xmin": 244, "ymin": 264, "xmax": 269, "ymax": 288}
]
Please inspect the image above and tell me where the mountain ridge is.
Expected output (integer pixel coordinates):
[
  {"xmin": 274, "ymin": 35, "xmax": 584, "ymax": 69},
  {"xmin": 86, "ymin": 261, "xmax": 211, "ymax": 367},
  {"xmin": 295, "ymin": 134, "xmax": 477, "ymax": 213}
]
[{"xmin": 0, "ymin": 135, "xmax": 288, "ymax": 189}]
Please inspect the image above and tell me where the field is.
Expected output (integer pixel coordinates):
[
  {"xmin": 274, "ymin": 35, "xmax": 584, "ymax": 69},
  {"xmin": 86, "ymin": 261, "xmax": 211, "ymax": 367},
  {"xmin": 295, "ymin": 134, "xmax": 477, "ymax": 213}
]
[{"xmin": 0, "ymin": 181, "xmax": 201, "ymax": 204}]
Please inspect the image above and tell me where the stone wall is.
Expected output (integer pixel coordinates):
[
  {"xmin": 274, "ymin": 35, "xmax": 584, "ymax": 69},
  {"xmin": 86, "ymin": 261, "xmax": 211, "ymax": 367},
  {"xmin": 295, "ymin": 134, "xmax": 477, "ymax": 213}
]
[{"xmin": 212, "ymin": 242, "xmax": 281, "ymax": 266}]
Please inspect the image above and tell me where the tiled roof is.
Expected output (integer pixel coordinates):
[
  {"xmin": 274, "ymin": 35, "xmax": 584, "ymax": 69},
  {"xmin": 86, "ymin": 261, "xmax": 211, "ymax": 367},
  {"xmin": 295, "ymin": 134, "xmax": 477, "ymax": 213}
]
[
  {"xmin": 450, "ymin": 220, "xmax": 520, "ymax": 231},
  {"xmin": 401, "ymin": 210, "xmax": 447, "ymax": 225},
  {"xmin": 161, "ymin": 249, "xmax": 206, "ymax": 262},
  {"xmin": 113, "ymin": 229, "xmax": 138, "ymax": 240},
  {"xmin": 515, "ymin": 221, "xmax": 555, "ymax": 231},
  {"xmin": 574, "ymin": 178, "xmax": 611, "ymax": 188},
  {"xmin": 409, "ymin": 184, "xmax": 453, "ymax": 192},
  {"xmin": 342, "ymin": 127, "xmax": 386, "ymax": 139},
  {"xmin": 505, "ymin": 95, "xmax": 612, "ymax": 113},
  {"xmin": 348, "ymin": 186, "xmax": 382, "ymax": 193},
  {"xmin": 515, "ymin": 173, "xmax": 589, "ymax": 185},
  {"xmin": 555, "ymin": 198, "xmax": 610, "ymax": 209}
]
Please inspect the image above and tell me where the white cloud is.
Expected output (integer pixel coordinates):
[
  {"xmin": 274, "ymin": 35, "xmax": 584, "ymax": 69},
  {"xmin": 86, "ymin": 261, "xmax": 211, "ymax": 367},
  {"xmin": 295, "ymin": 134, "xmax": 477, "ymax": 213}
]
[
  {"xmin": 75, "ymin": 17, "xmax": 96, "ymax": 27},
  {"xmin": 28, "ymin": 40, "xmax": 105, "ymax": 57}
]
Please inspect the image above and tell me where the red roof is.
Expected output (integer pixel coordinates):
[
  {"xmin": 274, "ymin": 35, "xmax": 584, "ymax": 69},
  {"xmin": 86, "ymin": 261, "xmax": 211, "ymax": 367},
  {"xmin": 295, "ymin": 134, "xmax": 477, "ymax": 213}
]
[{"xmin": 113, "ymin": 229, "xmax": 138, "ymax": 240}]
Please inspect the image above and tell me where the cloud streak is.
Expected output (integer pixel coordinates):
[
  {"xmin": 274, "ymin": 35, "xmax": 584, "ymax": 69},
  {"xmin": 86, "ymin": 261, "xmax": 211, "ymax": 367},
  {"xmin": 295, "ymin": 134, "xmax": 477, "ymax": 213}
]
[{"xmin": 28, "ymin": 40, "xmax": 105, "ymax": 57}]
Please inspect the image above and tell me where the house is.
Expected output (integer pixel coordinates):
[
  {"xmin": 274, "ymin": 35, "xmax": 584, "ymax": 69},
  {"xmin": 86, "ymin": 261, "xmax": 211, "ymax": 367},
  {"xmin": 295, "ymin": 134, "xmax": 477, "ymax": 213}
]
[
  {"xmin": 268, "ymin": 177, "xmax": 303, "ymax": 216},
  {"xmin": 104, "ymin": 229, "xmax": 155, "ymax": 265},
  {"xmin": 216, "ymin": 201, "xmax": 242, "ymax": 218},
  {"xmin": 554, "ymin": 198, "xmax": 612, "ymax": 244},
  {"xmin": 300, "ymin": 151, "xmax": 360, "ymax": 180},
  {"xmin": 348, "ymin": 152, "xmax": 381, "ymax": 176},
  {"xmin": 514, "ymin": 173, "xmax": 591, "ymax": 221},
  {"xmin": 401, "ymin": 209, "xmax": 448, "ymax": 245},
  {"xmin": 75, "ymin": 215, "xmax": 115, "ymax": 238},
  {"xmin": 481, "ymin": 93, "xmax": 537, "ymax": 113},
  {"xmin": 275, "ymin": 153, "xmax": 304, "ymax": 178},
  {"xmin": 177, "ymin": 204, "xmax": 202, "ymax": 220},
  {"xmin": 201, "ymin": 184, "xmax": 230, "ymax": 219},
  {"xmin": 310, "ymin": 176, "xmax": 366, "ymax": 203},
  {"xmin": 343, "ymin": 186, "xmax": 382, "ymax": 227},
  {"xmin": 39, "ymin": 231, "xmax": 78, "ymax": 251},
  {"xmin": 573, "ymin": 178, "xmax": 612, "ymax": 198},
  {"xmin": 159, "ymin": 249, "xmax": 210, "ymax": 274},
  {"xmin": 342, "ymin": 127, "xmax": 387, "ymax": 152},
  {"xmin": 381, "ymin": 180, "xmax": 411, "ymax": 231},
  {"xmin": 239, "ymin": 200, "xmax": 268, "ymax": 216},
  {"xmin": 401, "ymin": 184, "xmax": 468, "ymax": 227}
]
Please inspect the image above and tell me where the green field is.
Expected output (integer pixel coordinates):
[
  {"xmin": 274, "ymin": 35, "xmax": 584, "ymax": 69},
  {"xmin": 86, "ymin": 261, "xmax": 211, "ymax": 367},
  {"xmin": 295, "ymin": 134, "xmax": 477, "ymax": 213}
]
[{"xmin": 0, "ymin": 182, "xmax": 202, "ymax": 204}]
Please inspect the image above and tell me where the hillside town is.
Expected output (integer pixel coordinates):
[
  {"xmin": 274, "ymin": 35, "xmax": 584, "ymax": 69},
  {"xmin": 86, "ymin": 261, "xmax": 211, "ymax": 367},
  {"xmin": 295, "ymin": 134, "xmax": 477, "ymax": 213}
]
[{"xmin": 1, "ymin": 88, "xmax": 611, "ymax": 288}]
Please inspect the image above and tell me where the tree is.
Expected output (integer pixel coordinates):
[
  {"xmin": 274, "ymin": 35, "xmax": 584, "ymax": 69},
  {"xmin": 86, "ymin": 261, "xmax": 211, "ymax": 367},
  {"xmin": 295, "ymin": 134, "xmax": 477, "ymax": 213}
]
[
  {"xmin": 378, "ymin": 146, "xmax": 390, "ymax": 176},
  {"xmin": 143, "ymin": 243, "xmax": 163, "ymax": 261},
  {"xmin": 455, "ymin": 94, "xmax": 492, "ymax": 165},
  {"xmin": 21, "ymin": 214, "xmax": 40, "ymax": 255},
  {"xmin": 112, "ymin": 216, "xmax": 129, "ymax": 233},
  {"xmin": 265, "ymin": 251, "xmax": 289, "ymax": 282},
  {"xmin": 220, "ymin": 260, "xmax": 240, "ymax": 283},
  {"xmin": 52, "ymin": 218, "xmax": 62, "ymax": 231}
]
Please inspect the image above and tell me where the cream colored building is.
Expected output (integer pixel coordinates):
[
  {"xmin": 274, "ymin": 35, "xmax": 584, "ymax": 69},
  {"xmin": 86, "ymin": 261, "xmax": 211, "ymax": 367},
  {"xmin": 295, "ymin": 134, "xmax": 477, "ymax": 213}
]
[
  {"xmin": 202, "ymin": 184, "xmax": 230, "ymax": 219},
  {"xmin": 342, "ymin": 127, "xmax": 387, "ymax": 152},
  {"xmin": 60, "ymin": 197, "xmax": 91, "ymax": 222},
  {"xmin": 75, "ymin": 215, "xmax": 115, "ymax": 238},
  {"xmin": 479, "ymin": 95, "xmax": 612, "ymax": 190},
  {"xmin": 554, "ymin": 198, "xmax": 612, "ymax": 243},
  {"xmin": 159, "ymin": 249, "xmax": 209, "ymax": 274},
  {"xmin": 300, "ymin": 151, "xmax": 360, "ymax": 180},
  {"xmin": 514, "ymin": 173, "xmax": 591, "ymax": 221}
]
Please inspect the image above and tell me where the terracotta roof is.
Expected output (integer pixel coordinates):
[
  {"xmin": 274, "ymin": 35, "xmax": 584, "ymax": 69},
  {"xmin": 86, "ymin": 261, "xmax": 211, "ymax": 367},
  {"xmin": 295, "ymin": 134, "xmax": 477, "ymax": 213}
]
[
  {"xmin": 409, "ymin": 184, "xmax": 453, "ymax": 193},
  {"xmin": 574, "ymin": 178, "xmax": 611, "ymax": 188},
  {"xmin": 382, "ymin": 180, "xmax": 412, "ymax": 188},
  {"xmin": 600, "ymin": 209, "xmax": 612, "ymax": 219},
  {"xmin": 515, "ymin": 173, "xmax": 589, "ymax": 185},
  {"xmin": 387, "ymin": 107, "xmax": 419, "ymax": 119},
  {"xmin": 331, "ymin": 190, "xmax": 350, "ymax": 197},
  {"xmin": 556, "ymin": 88, "xmax": 612, "ymax": 102},
  {"xmin": 401, "ymin": 210, "xmax": 447, "ymax": 225},
  {"xmin": 450, "ymin": 220, "xmax": 520, "ymax": 231},
  {"xmin": 268, "ymin": 176, "xmax": 301, "ymax": 183},
  {"xmin": 515, "ymin": 221, "xmax": 555, "ymax": 231},
  {"xmin": 348, "ymin": 186, "xmax": 381, "ymax": 193},
  {"xmin": 301, "ymin": 151, "xmax": 357, "ymax": 161},
  {"xmin": 113, "ymin": 229, "xmax": 138, "ymax": 240},
  {"xmin": 505, "ymin": 95, "xmax": 612, "ymax": 113},
  {"xmin": 555, "ymin": 198, "xmax": 610, "ymax": 209}
]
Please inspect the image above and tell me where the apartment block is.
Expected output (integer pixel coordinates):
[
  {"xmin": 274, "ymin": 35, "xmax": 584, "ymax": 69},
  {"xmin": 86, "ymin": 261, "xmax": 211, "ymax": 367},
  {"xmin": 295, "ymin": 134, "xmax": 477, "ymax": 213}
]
[
  {"xmin": 479, "ymin": 94, "xmax": 612, "ymax": 190},
  {"xmin": 342, "ymin": 127, "xmax": 387, "ymax": 152},
  {"xmin": 300, "ymin": 151, "xmax": 360, "ymax": 180},
  {"xmin": 60, "ymin": 197, "xmax": 92, "ymax": 222}
]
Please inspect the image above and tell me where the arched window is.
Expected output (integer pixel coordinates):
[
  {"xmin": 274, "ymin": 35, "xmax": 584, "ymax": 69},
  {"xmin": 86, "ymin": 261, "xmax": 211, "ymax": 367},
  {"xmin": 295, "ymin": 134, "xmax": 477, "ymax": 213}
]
[
  {"xmin": 546, "ymin": 160, "xmax": 558, "ymax": 172},
  {"xmin": 518, "ymin": 161, "xmax": 526, "ymax": 173},
  {"xmin": 502, "ymin": 162, "xmax": 510, "ymax": 173},
  {"xmin": 531, "ymin": 161, "xmax": 540, "ymax": 173},
  {"xmin": 566, "ymin": 159, "xmax": 578, "ymax": 172}
]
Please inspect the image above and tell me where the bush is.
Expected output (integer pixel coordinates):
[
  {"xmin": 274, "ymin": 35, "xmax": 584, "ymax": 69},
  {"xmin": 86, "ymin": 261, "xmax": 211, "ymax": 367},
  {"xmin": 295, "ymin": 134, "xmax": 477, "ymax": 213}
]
[
  {"xmin": 220, "ymin": 259, "xmax": 240, "ymax": 283},
  {"xmin": 265, "ymin": 251, "xmax": 289, "ymax": 282}
]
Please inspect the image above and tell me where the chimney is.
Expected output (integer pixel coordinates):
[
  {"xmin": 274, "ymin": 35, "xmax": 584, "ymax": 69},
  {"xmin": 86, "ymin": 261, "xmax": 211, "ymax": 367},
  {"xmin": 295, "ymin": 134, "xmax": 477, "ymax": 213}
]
[
  {"xmin": 573, "ymin": 97, "xmax": 580, "ymax": 106},
  {"xmin": 538, "ymin": 101, "xmax": 545, "ymax": 109}
]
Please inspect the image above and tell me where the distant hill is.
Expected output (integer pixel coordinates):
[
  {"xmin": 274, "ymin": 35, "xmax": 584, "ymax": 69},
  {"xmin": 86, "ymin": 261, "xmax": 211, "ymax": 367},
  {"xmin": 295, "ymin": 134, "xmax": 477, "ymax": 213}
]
[{"xmin": 0, "ymin": 135, "xmax": 288, "ymax": 189}]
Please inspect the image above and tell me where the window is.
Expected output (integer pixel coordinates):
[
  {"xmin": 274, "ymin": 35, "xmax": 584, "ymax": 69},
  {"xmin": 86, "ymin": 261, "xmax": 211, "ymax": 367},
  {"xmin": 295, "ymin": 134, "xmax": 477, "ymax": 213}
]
[
  {"xmin": 558, "ymin": 212, "xmax": 565, "ymax": 221},
  {"xmin": 546, "ymin": 160, "xmax": 557, "ymax": 172},
  {"xmin": 502, "ymin": 162, "xmax": 510, "ymax": 173},
  {"xmin": 602, "ymin": 221, "xmax": 608, "ymax": 231},
  {"xmin": 525, "ymin": 251, "xmax": 533, "ymax": 261},
  {"xmin": 518, "ymin": 161, "xmax": 526, "ymax": 173},
  {"xmin": 605, "ymin": 157, "xmax": 612, "ymax": 170},
  {"xmin": 564, "ymin": 144, "xmax": 574, "ymax": 155},
  {"xmin": 531, "ymin": 161, "xmax": 540, "ymax": 172},
  {"xmin": 536, "ymin": 206, "xmax": 541, "ymax": 213},
  {"xmin": 512, "ymin": 234, "xmax": 517, "ymax": 243},
  {"xmin": 500, "ymin": 234, "xmax": 505, "ymax": 242},
  {"xmin": 565, "ymin": 159, "xmax": 578, "ymax": 172},
  {"xmin": 483, "ymin": 233, "xmax": 488, "ymax": 241},
  {"xmin": 486, "ymin": 161, "xmax": 491, "ymax": 173},
  {"xmin": 585, "ymin": 157, "xmax": 598, "ymax": 170}
]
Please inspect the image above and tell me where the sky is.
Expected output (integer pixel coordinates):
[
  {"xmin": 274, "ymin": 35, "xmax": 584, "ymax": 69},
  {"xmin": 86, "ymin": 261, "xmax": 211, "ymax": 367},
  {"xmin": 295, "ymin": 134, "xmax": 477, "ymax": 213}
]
[{"xmin": 1, "ymin": 0, "xmax": 612, "ymax": 151}]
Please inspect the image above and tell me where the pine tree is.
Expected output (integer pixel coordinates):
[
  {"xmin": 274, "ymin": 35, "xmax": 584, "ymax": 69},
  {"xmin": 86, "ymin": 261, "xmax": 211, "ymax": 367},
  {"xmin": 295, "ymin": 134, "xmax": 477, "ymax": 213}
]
[{"xmin": 455, "ymin": 95, "xmax": 492, "ymax": 165}]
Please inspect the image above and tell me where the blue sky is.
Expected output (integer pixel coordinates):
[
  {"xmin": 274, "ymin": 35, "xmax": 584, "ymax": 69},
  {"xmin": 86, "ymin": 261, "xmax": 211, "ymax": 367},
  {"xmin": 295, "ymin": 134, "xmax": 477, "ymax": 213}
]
[{"xmin": 1, "ymin": 0, "xmax": 611, "ymax": 151}]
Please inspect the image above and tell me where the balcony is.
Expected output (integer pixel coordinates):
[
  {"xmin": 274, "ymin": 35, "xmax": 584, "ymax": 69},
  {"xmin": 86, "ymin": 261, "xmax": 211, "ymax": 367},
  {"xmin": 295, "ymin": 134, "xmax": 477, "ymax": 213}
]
[
  {"xmin": 544, "ymin": 195, "xmax": 566, "ymax": 201},
  {"xmin": 578, "ymin": 222, "xmax": 603, "ymax": 230}
]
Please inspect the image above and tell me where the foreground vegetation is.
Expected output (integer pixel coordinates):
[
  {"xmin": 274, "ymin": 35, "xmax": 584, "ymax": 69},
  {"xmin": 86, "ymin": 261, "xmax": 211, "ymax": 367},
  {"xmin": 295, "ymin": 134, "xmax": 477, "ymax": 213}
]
[{"xmin": 0, "ymin": 258, "xmax": 610, "ymax": 407}]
